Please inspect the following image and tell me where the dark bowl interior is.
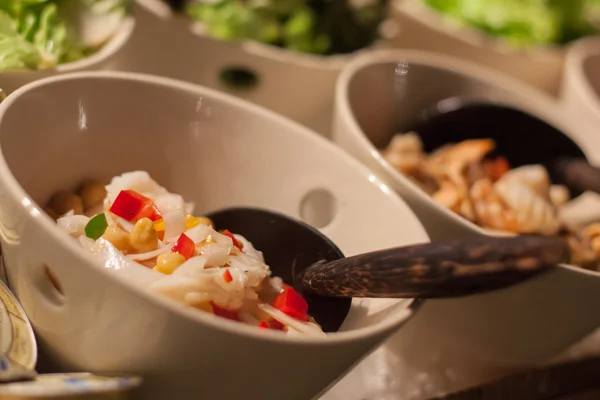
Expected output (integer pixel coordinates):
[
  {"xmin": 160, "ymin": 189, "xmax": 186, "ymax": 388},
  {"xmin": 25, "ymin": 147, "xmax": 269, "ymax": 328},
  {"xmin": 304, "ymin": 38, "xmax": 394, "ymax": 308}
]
[
  {"xmin": 207, "ymin": 207, "xmax": 351, "ymax": 333},
  {"xmin": 410, "ymin": 101, "xmax": 587, "ymax": 197}
]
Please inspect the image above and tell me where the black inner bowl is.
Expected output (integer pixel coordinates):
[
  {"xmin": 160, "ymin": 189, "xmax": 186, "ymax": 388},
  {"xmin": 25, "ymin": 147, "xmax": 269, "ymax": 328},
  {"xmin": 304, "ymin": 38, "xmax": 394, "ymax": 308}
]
[
  {"xmin": 406, "ymin": 101, "xmax": 588, "ymax": 198},
  {"xmin": 207, "ymin": 207, "xmax": 351, "ymax": 333}
]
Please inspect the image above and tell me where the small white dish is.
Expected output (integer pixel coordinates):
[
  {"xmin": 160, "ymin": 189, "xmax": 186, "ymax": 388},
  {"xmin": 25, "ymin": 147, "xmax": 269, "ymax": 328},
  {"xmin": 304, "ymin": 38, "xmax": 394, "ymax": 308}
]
[
  {"xmin": 0, "ymin": 16, "xmax": 135, "ymax": 96},
  {"xmin": 561, "ymin": 37, "xmax": 600, "ymax": 134},
  {"xmin": 0, "ymin": 71, "xmax": 429, "ymax": 400},
  {"xmin": 333, "ymin": 49, "xmax": 600, "ymax": 368}
]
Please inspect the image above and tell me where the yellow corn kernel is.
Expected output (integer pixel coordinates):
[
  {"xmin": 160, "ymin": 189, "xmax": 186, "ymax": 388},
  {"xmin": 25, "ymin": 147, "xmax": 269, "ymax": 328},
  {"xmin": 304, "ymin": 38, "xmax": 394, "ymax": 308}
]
[
  {"xmin": 130, "ymin": 218, "xmax": 158, "ymax": 253},
  {"xmin": 153, "ymin": 219, "xmax": 165, "ymax": 232},
  {"xmin": 154, "ymin": 252, "xmax": 186, "ymax": 274},
  {"xmin": 191, "ymin": 216, "xmax": 213, "ymax": 228},
  {"xmin": 153, "ymin": 215, "xmax": 213, "ymax": 234},
  {"xmin": 102, "ymin": 225, "xmax": 131, "ymax": 252}
]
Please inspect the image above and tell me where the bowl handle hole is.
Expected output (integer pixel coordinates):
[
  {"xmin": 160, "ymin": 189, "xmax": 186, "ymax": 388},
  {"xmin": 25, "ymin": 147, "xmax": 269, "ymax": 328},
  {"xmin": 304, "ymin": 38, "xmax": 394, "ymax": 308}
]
[
  {"xmin": 299, "ymin": 189, "xmax": 337, "ymax": 229},
  {"xmin": 35, "ymin": 264, "xmax": 66, "ymax": 306},
  {"xmin": 219, "ymin": 66, "xmax": 260, "ymax": 91}
]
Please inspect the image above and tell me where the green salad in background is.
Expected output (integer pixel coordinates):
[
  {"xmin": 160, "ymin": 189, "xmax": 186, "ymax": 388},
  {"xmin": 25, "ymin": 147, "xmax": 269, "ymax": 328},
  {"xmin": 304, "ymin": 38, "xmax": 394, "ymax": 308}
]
[
  {"xmin": 0, "ymin": 0, "xmax": 129, "ymax": 72},
  {"xmin": 184, "ymin": 0, "xmax": 389, "ymax": 56},
  {"xmin": 420, "ymin": 0, "xmax": 600, "ymax": 48}
]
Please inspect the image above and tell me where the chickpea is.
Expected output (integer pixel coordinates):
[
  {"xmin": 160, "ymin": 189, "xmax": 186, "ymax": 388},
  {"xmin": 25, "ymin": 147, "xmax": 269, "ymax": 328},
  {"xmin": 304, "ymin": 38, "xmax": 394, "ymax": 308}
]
[
  {"xmin": 78, "ymin": 180, "xmax": 107, "ymax": 211},
  {"xmin": 130, "ymin": 218, "xmax": 158, "ymax": 253},
  {"xmin": 47, "ymin": 191, "xmax": 84, "ymax": 216},
  {"xmin": 154, "ymin": 253, "xmax": 186, "ymax": 275},
  {"xmin": 102, "ymin": 225, "xmax": 131, "ymax": 252}
]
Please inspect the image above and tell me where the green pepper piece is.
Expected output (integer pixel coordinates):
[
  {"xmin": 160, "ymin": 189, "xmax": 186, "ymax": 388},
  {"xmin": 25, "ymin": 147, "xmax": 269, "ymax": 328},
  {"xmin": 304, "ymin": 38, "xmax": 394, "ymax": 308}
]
[{"xmin": 85, "ymin": 213, "xmax": 108, "ymax": 240}]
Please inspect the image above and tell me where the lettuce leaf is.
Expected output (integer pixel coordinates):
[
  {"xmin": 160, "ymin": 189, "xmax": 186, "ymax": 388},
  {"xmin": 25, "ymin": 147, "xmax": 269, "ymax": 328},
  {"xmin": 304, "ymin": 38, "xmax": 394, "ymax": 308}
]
[
  {"xmin": 0, "ymin": 0, "xmax": 128, "ymax": 72},
  {"xmin": 186, "ymin": 0, "xmax": 388, "ymax": 55},
  {"xmin": 421, "ymin": 0, "xmax": 599, "ymax": 47}
]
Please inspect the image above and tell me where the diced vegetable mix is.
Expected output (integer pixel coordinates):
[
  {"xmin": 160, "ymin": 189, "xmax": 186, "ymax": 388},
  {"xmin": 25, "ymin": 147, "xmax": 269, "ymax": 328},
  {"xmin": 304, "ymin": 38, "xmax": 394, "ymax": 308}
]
[
  {"xmin": 420, "ymin": 0, "xmax": 600, "ymax": 48},
  {"xmin": 0, "ymin": 0, "xmax": 129, "ymax": 72},
  {"xmin": 382, "ymin": 133, "xmax": 600, "ymax": 271},
  {"xmin": 183, "ymin": 0, "xmax": 389, "ymax": 55},
  {"xmin": 48, "ymin": 171, "xmax": 325, "ymax": 337}
]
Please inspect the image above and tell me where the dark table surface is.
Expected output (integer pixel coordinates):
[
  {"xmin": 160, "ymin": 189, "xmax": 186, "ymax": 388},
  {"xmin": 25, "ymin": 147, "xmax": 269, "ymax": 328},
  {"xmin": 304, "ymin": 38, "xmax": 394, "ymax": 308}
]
[{"xmin": 429, "ymin": 357, "xmax": 600, "ymax": 400}]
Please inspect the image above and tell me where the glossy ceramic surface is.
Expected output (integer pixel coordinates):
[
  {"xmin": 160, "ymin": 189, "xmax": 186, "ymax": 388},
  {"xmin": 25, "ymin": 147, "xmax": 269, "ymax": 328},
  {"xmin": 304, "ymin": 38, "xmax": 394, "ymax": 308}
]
[
  {"xmin": 391, "ymin": 0, "xmax": 568, "ymax": 95},
  {"xmin": 333, "ymin": 49, "xmax": 600, "ymax": 367},
  {"xmin": 0, "ymin": 18, "xmax": 135, "ymax": 95},
  {"xmin": 0, "ymin": 71, "xmax": 429, "ymax": 400},
  {"xmin": 561, "ymin": 37, "xmax": 600, "ymax": 135}
]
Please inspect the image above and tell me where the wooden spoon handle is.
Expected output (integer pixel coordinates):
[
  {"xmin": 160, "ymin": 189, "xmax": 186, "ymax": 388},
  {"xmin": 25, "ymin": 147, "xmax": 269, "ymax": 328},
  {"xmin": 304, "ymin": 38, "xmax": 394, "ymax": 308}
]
[
  {"xmin": 553, "ymin": 157, "xmax": 600, "ymax": 194},
  {"xmin": 298, "ymin": 235, "xmax": 569, "ymax": 299}
]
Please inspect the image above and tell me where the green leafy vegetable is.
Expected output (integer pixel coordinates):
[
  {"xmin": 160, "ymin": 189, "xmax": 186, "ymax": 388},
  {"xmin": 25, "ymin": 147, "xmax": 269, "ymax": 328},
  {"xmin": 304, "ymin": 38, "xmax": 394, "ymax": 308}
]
[
  {"xmin": 185, "ymin": 0, "xmax": 389, "ymax": 55},
  {"xmin": 0, "ymin": 0, "xmax": 129, "ymax": 72},
  {"xmin": 420, "ymin": 0, "xmax": 600, "ymax": 48},
  {"xmin": 85, "ymin": 213, "xmax": 108, "ymax": 240}
]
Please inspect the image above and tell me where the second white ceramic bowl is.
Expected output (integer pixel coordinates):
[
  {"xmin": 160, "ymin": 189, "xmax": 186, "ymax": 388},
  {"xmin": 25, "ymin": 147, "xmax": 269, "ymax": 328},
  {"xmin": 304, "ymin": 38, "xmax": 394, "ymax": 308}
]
[
  {"xmin": 0, "ymin": 71, "xmax": 430, "ymax": 400},
  {"xmin": 391, "ymin": 0, "xmax": 571, "ymax": 95},
  {"xmin": 333, "ymin": 49, "xmax": 600, "ymax": 367},
  {"xmin": 114, "ymin": 0, "xmax": 395, "ymax": 137},
  {"xmin": 0, "ymin": 17, "xmax": 135, "ymax": 95}
]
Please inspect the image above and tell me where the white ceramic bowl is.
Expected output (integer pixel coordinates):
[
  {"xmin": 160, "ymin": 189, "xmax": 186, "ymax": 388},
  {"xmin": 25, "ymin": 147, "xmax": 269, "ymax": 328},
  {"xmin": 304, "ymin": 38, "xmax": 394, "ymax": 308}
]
[
  {"xmin": 114, "ymin": 0, "xmax": 395, "ymax": 137},
  {"xmin": 333, "ymin": 49, "xmax": 600, "ymax": 367},
  {"xmin": 0, "ymin": 71, "xmax": 430, "ymax": 400},
  {"xmin": 0, "ymin": 17, "xmax": 135, "ymax": 96},
  {"xmin": 561, "ymin": 37, "xmax": 600, "ymax": 134},
  {"xmin": 391, "ymin": 0, "xmax": 576, "ymax": 95}
]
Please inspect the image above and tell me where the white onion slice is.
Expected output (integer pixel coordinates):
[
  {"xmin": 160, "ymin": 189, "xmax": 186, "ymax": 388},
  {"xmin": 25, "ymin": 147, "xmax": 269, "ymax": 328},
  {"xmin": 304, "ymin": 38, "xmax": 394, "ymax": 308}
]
[
  {"xmin": 258, "ymin": 304, "xmax": 326, "ymax": 337},
  {"xmin": 116, "ymin": 217, "xmax": 134, "ymax": 233},
  {"xmin": 154, "ymin": 193, "xmax": 185, "ymax": 214},
  {"xmin": 125, "ymin": 243, "xmax": 175, "ymax": 261},
  {"xmin": 185, "ymin": 223, "xmax": 213, "ymax": 243},
  {"xmin": 162, "ymin": 209, "xmax": 186, "ymax": 241},
  {"xmin": 172, "ymin": 256, "xmax": 208, "ymax": 278},
  {"xmin": 200, "ymin": 243, "xmax": 230, "ymax": 267},
  {"xmin": 58, "ymin": 215, "xmax": 90, "ymax": 236}
]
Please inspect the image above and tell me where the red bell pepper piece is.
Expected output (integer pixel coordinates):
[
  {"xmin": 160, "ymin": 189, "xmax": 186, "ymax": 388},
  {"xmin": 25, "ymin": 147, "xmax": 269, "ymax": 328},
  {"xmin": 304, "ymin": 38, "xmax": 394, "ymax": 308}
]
[
  {"xmin": 172, "ymin": 233, "xmax": 195, "ymax": 260},
  {"xmin": 483, "ymin": 157, "xmax": 510, "ymax": 182},
  {"xmin": 272, "ymin": 286, "xmax": 308, "ymax": 321},
  {"xmin": 223, "ymin": 269, "xmax": 233, "ymax": 283},
  {"xmin": 258, "ymin": 321, "xmax": 269, "ymax": 329},
  {"xmin": 109, "ymin": 190, "xmax": 162, "ymax": 222},
  {"xmin": 269, "ymin": 320, "xmax": 285, "ymax": 330},
  {"xmin": 222, "ymin": 230, "xmax": 243, "ymax": 250},
  {"xmin": 211, "ymin": 302, "xmax": 240, "ymax": 321}
]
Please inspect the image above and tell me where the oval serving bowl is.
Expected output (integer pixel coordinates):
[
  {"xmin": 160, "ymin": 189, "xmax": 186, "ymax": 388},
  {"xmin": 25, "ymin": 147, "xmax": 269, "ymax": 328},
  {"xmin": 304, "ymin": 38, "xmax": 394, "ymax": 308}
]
[
  {"xmin": 333, "ymin": 49, "xmax": 600, "ymax": 367},
  {"xmin": 115, "ymin": 0, "xmax": 397, "ymax": 137},
  {"xmin": 561, "ymin": 36, "xmax": 600, "ymax": 134},
  {"xmin": 390, "ymin": 0, "xmax": 582, "ymax": 96},
  {"xmin": 0, "ymin": 16, "xmax": 135, "ymax": 96},
  {"xmin": 0, "ymin": 71, "xmax": 429, "ymax": 400}
]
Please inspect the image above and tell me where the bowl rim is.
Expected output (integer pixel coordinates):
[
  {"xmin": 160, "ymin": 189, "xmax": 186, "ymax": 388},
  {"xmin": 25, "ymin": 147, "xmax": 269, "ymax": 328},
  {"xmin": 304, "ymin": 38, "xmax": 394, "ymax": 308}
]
[
  {"xmin": 0, "ymin": 70, "xmax": 428, "ymax": 345},
  {"xmin": 394, "ymin": 0, "xmax": 573, "ymax": 57},
  {"xmin": 564, "ymin": 36, "xmax": 600, "ymax": 120},
  {"xmin": 335, "ymin": 48, "xmax": 600, "ymax": 278},
  {"xmin": 0, "ymin": 15, "xmax": 135, "ymax": 77},
  {"xmin": 135, "ymin": 0, "xmax": 395, "ymax": 70}
]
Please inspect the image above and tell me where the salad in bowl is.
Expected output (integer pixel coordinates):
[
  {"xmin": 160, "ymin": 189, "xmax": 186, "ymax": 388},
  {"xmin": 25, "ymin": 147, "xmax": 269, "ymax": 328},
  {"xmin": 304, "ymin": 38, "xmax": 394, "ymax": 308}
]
[
  {"xmin": 0, "ymin": 0, "xmax": 130, "ymax": 72},
  {"xmin": 47, "ymin": 171, "xmax": 324, "ymax": 337}
]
